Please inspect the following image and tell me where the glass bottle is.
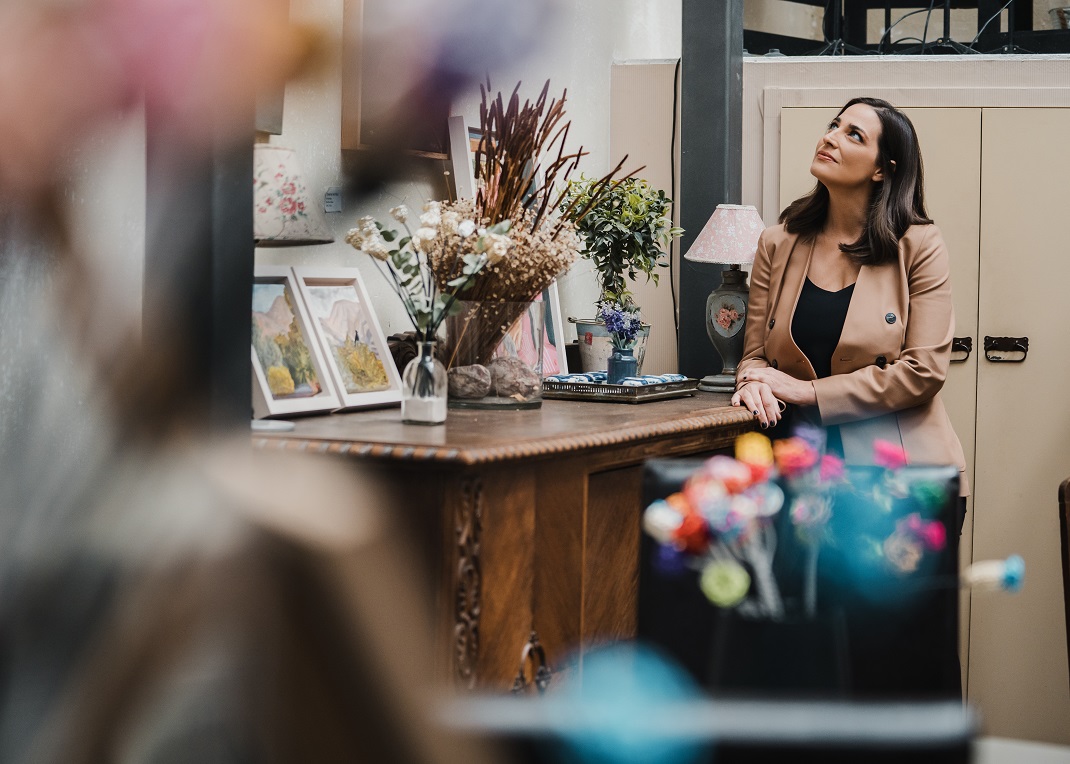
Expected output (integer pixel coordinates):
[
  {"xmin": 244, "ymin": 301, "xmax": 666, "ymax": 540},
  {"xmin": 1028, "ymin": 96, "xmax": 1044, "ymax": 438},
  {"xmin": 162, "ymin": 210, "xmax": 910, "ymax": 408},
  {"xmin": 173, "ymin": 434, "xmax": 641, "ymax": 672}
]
[{"xmin": 401, "ymin": 341, "xmax": 447, "ymax": 425}]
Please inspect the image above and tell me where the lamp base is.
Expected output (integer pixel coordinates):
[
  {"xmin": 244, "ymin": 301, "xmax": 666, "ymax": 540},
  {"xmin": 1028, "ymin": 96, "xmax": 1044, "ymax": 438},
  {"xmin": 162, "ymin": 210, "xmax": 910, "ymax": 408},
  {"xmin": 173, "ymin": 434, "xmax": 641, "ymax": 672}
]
[{"xmin": 698, "ymin": 373, "xmax": 737, "ymax": 393}]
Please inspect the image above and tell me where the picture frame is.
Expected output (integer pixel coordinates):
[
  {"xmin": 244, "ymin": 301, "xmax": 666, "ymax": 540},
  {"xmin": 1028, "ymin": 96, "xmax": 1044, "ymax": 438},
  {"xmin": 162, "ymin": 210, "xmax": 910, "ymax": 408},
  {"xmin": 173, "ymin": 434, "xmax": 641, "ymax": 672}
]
[
  {"xmin": 291, "ymin": 266, "xmax": 403, "ymax": 410},
  {"xmin": 542, "ymin": 281, "xmax": 569, "ymax": 375},
  {"xmin": 251, "ymin": 266, "xmax": 342, "ymax": 418},
  {"xmin": 447, "ymin": 115, "xmax": 477, "ymax": 200}
]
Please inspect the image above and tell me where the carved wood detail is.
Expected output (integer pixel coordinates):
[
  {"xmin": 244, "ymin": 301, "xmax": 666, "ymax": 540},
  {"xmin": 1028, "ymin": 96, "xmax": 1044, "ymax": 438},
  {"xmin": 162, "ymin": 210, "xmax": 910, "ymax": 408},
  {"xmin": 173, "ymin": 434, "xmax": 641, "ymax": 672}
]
[
  {"xmin": 453, "ymin": 477, "xmax": 483, "ymax": 688},
  {"xmin": 253, "ymin": 407, "xmax": 754, "ymax": 466}
]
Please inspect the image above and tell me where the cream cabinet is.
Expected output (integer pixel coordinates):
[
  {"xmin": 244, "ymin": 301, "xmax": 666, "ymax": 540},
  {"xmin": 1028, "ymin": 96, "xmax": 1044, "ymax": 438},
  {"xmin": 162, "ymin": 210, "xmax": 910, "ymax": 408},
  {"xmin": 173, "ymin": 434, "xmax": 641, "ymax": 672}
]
[{"xmin": 778, "ymin": 105, "xmax": 1070, "ymax": 744}]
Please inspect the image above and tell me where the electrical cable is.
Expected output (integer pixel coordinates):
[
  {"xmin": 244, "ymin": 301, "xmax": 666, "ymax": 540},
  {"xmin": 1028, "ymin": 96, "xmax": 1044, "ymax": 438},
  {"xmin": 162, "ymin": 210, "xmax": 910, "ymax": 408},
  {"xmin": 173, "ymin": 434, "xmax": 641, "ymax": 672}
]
[
  {"xmin": 878, "ymin": 7, "xmax": 939, "ymax": 53},
  {"xmin": 920, "ymin": 0, "xmax": 938, "ymax": 50},
  {"xmin": 669, "ymin": 57, "xmax": 680, "ymax": 336},
  {"xmin": 970, "ymin": 0, "xmax": 1015, "ymax": 48}
]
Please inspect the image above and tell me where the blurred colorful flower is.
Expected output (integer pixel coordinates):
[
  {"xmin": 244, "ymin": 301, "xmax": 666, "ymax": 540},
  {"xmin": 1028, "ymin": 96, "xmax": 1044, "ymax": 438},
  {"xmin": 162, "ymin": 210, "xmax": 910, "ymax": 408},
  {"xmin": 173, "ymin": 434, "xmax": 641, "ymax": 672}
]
[
  {"xmin": 819, "ymin": 453, "xmax": 845, "ymax": 483},
  {"xmin": 641, "ymin": 500, "xmax": 684, "ymax": 545},
  {"xmin": 883, "ymin": 532, "xmax": 923, "ymax": 573},
  {"xmin": 772, "ymin": 437, "xmax": 818, "ymax": 478},
  {"xmin": 735, "ymin": 432, "xmax": 774, "ymax": 483},
  {"xmin": 671, "ymin": 512, "xmax": 710, "ymax": 555},
  {"xmin": 874, "ymin": 439, "xmax": 909, "ymax": 469},
  {"xmin": 700, "ymin": 559, "xmax": 751, "ymax": 607},
  {"xmin": 653, "ymin": 544, "xmax": 689, "ymax": 577},
  {"xmin": 699, "ymin": 455, "xmax": 753, "ymax": 495}
]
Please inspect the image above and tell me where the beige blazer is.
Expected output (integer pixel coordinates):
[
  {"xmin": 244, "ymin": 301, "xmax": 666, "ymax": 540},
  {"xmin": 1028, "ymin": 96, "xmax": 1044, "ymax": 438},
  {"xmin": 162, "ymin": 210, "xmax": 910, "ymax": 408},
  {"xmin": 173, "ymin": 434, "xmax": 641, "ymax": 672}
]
[{"xmin": 737, "ymin": 222, "xmax": 969, "ymax": 496}]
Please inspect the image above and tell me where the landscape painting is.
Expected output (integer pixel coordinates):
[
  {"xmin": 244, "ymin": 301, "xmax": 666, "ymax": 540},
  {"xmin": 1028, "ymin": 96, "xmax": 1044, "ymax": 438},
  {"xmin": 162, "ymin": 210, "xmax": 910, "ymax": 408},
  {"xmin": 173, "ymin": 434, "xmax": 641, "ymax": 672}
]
[
  {"xmin": 302, "ymin": 284, "xmax": 390, "ymax": 394},
  {"xmin": 292, "ymin": 267, "xmax": 403, "ymax": 410},
  {"xmin": 251, "ymin": 268, "xmax": 340, "ymax": 418},
  {"xmin": 252, "ymin": 283, "xmax": 324, "ymax": 400}
]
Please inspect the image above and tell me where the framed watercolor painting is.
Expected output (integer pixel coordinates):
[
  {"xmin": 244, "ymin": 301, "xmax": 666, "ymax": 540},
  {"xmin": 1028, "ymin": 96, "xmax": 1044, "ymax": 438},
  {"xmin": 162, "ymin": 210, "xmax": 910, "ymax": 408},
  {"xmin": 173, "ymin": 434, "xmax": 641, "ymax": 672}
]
[
  {"xmin": 292, "ymin": 266, "xmax": 403, "ymax": 410},
  {"xmin": 251, "ymin": 267, "xmax": 341, "ymax": 418}
]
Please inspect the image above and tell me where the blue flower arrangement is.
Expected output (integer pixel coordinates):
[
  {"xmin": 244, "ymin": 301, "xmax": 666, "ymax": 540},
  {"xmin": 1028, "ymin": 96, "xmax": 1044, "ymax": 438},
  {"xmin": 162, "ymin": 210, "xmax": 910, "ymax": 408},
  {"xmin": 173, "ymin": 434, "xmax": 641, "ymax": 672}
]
[{"xmin": 597, "ymin": 298, "xmax": 643, "ymax": 350}]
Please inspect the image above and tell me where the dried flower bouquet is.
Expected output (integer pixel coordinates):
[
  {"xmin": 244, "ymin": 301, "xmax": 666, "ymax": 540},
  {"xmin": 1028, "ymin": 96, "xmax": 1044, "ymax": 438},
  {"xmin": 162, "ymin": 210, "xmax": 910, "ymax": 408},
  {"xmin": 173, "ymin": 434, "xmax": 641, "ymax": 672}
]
[{"xmin": 436, "ymin": 81, "xmax": 632, "ymax": 368}]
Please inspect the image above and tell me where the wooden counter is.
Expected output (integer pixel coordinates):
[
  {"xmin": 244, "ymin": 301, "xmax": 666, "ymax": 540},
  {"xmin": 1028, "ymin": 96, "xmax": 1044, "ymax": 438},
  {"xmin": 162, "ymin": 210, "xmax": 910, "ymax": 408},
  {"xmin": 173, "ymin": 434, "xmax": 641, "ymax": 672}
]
[{"xmin": 254, "ymin": 392, "xmax": 755, "ymax": 690}]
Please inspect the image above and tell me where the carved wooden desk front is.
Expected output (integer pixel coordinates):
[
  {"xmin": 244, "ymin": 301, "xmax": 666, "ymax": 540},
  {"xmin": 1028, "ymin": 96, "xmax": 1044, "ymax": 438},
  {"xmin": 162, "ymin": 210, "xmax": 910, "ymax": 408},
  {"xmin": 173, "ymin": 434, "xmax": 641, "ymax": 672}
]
[{"xmin": 254, "ymin": 392, "xmax": 755, "ymax": 690}]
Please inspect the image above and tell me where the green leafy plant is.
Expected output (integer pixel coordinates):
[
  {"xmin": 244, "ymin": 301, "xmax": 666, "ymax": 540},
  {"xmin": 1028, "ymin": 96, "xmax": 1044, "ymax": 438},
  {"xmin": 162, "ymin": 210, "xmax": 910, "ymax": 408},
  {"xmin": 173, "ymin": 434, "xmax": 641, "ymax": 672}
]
[{"xmin": 560, "ymin": 176, "xmax": 683, "ymax": 308}]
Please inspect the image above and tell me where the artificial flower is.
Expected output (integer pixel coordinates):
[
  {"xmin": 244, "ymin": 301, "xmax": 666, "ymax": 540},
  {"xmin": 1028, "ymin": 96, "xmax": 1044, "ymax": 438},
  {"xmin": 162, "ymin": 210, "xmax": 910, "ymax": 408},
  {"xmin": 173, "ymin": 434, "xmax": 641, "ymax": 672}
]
[
  {"xmin": 910, "ymin": 479, "xmax": 948, "ymax": 515},
  {"xmin": 874, "ymin": 439, "xmax": 909, "ymax": 470},
  {"xmin": 790, "ymin": 493, "xmax": 831, "ymax": 527},
  {"xmin": 896, "ymin": 512, "xmax": 946, "ymax": 552},
  {"xmin": 794, "ymin": 423, "xmax": 826, "ymax": 454},
  {"xmin": 700, "ymin": 559, "xmax": 751, "ymax": 607},
  {"xmin": 772, "ymin": 437, "xmax": 818, "ymax": 478},
  {"xmin": 819, "ymin": 453, "xmax": 845, "ymax": 483},
  {"xmin": 665, "ymin": 492, "xmax": 691, "ymax": 514},
  {"xmin": 700, "ymin": 455, "xmax": 753, "ymax": 495},
  {"xmin": 883, "ymin": 531, "xmax": 923, "ymax": 574},
  {"xmin": 683, "ymin": 473, "xmax": 727, "ymax": 514},
  {"xmin": 642, "ymin": 500, "xmax": 685, "ymax": 544},
  {"xmin": 735, "ymin": 432, "xmax": 774, "ymax": 483},
  {"xmin": 921, "ymin": 521, "xmax": 947, "ymax": 552},
  {"xmin": 671, "ymin": 512, "xmax": 710, "ymax": 555},
  {"xmin": 653, "ymin": 544, "xmax": 689, "ymax": 577}
]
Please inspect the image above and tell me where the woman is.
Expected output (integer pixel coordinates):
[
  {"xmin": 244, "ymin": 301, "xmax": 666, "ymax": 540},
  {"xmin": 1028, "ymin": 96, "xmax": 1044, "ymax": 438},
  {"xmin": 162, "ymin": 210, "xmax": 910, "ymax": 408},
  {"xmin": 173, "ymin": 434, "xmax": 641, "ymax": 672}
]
[
  {"xmin": 731, "ymin": 97, "xmax": 968, "ymax": 500},
  {"xmin": 729, "ymin": 99, "xmax": 967, "ymax": 698}
]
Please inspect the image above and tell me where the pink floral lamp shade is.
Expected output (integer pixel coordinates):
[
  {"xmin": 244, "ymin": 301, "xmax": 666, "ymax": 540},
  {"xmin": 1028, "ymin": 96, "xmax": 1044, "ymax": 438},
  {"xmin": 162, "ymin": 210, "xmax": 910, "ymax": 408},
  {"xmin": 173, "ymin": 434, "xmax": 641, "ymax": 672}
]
[
  {"xmin": 253, "ymin": 144, "xmax": 333, "ymax": 246},
  {"xmin": 683, "ymin": 204, "xmax": 765, "ymax": 265}
]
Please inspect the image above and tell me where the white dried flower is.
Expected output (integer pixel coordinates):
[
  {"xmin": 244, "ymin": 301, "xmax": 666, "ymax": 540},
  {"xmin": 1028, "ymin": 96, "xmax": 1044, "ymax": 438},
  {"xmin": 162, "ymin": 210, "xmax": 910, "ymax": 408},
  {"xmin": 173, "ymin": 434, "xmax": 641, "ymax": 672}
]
[
  {"xmin": 419, "ymin": 200, "xmax": 442, "ymax": 228},
  {"xmin": 480, "ymin": 232, "xmax": 512, "ymax": 265},
  {"xmin": 457, "ymin": 220, "xmax": 476, "ymax": 238},
  {"xmin": 390, "ymin": 205, "xmax": 409, "ymax": 223},
  {"xmin": 345, "ymin": 225, "xmax": 390, "ymax": 261},
  {"xmin": 362, "ymin": 235, "xmax": 391, "ymax": 261},
  {"xmin": 440, "ymin": 211, "xmax": 461, "ymax": 235},
  {"xmin": 410, "ymin": 226, "xmax": 438, "ymax": 252}
]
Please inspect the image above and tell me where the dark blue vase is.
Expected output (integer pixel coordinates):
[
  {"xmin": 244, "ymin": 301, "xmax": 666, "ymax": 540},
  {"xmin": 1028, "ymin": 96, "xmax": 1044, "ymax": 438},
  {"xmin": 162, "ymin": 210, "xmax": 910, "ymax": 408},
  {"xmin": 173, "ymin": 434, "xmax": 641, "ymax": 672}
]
[{"xmin": 607, "ymin": 346, "xmax": 638, "ymax": 384}]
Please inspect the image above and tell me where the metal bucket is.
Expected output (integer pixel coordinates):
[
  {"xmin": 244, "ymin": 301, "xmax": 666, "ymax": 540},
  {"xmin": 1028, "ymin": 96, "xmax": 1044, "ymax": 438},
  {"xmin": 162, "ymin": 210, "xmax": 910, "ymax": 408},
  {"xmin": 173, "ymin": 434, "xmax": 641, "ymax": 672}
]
[{"xmin": 569, "ymin": 318, "xmax": 651, "ymax": 374}]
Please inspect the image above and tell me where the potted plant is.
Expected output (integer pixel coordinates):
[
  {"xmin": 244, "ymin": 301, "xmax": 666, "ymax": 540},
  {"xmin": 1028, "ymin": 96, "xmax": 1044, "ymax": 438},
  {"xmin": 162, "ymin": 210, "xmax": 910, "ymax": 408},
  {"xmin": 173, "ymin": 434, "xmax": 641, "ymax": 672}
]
[{"xmin": 560, "ymin": 175, "xmax": 683, "ymax": 374}]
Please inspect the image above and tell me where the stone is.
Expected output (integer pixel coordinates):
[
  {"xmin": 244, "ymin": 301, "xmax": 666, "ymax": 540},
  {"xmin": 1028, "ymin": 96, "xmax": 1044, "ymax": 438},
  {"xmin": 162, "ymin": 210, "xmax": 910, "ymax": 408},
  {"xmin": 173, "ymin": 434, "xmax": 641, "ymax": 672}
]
[
  {"xmin": 487, "ymin": 356, "xmax": 540, "ymax": 398},
  {"xmin": 448, "ymin": 364, "xmax": 492, "ymax": 399}
]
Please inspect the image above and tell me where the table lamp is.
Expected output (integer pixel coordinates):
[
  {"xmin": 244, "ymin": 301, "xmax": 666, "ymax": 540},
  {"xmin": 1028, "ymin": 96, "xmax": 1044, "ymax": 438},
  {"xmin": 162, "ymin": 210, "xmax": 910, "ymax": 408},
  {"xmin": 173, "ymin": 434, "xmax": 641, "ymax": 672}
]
[
  {"xmin": 683, "ymin": 204, "xmax": 765, "ymax": 393},
  {"xmin": 253, "ymin": 143, "xmax": 334, "ymax": 246}
]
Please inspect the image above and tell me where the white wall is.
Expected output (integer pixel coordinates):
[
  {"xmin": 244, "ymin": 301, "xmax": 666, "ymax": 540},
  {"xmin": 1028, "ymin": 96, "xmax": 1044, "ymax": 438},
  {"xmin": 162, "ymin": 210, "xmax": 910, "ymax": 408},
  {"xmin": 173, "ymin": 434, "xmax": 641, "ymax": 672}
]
[{"xmin": 258, "ymin": 0, "xmax": 681, "ymax": 340}]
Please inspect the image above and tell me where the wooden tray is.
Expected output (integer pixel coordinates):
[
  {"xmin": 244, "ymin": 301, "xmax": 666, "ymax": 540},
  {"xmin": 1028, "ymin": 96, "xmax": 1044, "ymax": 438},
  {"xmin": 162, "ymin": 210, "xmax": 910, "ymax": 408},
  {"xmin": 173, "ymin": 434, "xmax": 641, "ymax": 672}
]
[{"xmin": 542, "ymin": 378, "xmax": 699, "ymax": 404}]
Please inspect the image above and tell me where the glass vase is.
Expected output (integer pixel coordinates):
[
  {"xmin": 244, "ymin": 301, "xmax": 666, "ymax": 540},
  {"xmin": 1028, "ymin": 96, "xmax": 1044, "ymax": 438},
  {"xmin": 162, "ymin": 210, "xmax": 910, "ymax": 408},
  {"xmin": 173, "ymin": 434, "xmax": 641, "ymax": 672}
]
[
  {"xmin": 607, "ymin": 345, "xmax": 638, "ymax": 384},
  {"xmin": 401, "ymin": 341, "xmax": 447, "ymax": 425},
  {"xmin": 443, "ymin": 300, "xmax": 545, "ymax": 410}
]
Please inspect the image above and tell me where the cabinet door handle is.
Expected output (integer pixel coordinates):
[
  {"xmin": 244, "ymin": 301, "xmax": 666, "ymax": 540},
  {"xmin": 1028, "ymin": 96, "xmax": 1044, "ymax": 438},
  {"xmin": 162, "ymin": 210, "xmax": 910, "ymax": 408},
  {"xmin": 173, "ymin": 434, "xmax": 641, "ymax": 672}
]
[
  {"xmin": 984, "ymin": 336, "xmax": 1029, "ymax": 363},
  {"xmin": 951, "ymin": 336, "xmax": 972, "ymax": 363}
]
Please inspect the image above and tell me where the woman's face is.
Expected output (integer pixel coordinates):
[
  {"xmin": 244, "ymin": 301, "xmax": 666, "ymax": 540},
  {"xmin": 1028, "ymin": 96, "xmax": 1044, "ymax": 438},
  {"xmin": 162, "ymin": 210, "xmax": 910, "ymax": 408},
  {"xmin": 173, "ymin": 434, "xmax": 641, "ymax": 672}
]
[{"xmin": 810, "ymin": 103, "xmax": 885, "ymax": 190}]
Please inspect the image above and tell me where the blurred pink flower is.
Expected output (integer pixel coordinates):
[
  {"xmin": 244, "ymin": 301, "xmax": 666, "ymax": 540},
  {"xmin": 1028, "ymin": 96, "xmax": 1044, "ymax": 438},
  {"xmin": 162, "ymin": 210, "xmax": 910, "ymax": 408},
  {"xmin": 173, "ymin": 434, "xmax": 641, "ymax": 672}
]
[
  {"xmin": 819, "ymin": 454, "xmax": 845, "ymax": 483},
  {"xmin": 873, "ymin": 439, "xmax": 909, "ymax": 470}
]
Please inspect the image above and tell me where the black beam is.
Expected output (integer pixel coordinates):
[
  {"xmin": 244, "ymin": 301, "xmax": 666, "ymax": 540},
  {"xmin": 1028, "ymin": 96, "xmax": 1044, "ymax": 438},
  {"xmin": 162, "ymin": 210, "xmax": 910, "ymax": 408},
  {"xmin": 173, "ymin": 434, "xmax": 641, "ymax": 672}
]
[
  {"xmin": 679, "ymin": 0, "xmax": 744, "ymax": 380},
  {"xmin": 145, "ymin": 119, "xmax": 254, "ymax": 433}
]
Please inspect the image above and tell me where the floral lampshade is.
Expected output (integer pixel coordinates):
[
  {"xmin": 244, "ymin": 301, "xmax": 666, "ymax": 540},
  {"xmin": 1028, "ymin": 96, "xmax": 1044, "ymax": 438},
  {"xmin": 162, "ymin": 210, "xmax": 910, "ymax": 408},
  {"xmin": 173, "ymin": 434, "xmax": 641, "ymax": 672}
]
[
  {"xmin": 683, "ymin": 204, "xmax": 764, "ymax": 265},
  {"xmin": 253, "ymin": 143, "xmax": 333, "ymax": 246}
]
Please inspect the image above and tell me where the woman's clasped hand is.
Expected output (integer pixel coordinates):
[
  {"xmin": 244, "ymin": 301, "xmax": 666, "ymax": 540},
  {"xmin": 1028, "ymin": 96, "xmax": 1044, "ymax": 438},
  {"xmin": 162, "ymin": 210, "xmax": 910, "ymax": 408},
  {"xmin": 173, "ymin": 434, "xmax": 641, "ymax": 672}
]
[{"xmin": 731, "ymin": 368, "xmax": 814, "ymax": 429}]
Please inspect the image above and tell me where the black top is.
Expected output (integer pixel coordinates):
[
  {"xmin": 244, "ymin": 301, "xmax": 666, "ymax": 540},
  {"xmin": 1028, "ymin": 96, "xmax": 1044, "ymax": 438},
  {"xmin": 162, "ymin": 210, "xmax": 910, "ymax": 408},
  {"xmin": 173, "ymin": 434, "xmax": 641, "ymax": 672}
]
[
  {"xmin": 792, "ymin": 277, "xmax": 855, "ymax": 379},
  {"xmin": 786, "ymin": 277, "xmax": 855, "ymax": 457}
]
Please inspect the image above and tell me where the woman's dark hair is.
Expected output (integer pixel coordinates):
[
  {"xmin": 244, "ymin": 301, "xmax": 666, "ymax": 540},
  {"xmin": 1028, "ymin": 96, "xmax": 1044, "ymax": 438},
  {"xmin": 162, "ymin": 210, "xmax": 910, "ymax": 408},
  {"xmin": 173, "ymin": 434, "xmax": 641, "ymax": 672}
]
[{"xmin": 779, "ymin": 97, "xmax": 931, "ymax": 265}]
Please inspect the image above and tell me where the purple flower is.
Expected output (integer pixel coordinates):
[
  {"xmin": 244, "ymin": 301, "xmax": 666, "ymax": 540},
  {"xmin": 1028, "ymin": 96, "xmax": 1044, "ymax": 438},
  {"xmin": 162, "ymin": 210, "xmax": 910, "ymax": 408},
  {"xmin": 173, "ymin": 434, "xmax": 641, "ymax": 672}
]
[{"xmin": 653, "ymin": 543, "xmax": 689, "ymax": 577}]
